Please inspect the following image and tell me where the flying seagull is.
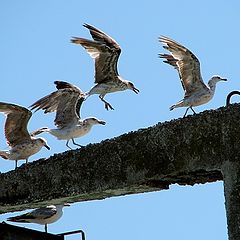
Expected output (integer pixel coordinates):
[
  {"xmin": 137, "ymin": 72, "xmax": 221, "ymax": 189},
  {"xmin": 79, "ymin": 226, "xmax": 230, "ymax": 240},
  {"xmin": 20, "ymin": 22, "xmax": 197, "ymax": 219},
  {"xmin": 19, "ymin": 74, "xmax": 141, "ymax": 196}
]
[
  {"xmin": 0, "ymin": 102, "xmax": 50, "ymax": 169},
  {"xmin": 7, "ymin": 203, "xmax": 70, "ymax": 233},
  {"xmin": 159, "ymin": 36, "xmax": 227, "ymax": 117},
  {"xmin": 71, "ymin": 23, "xmax": 139, "ymax": 110},
  {"xmin": 30, "ymin": 81, "xmax": 106, "ymax": 149}
]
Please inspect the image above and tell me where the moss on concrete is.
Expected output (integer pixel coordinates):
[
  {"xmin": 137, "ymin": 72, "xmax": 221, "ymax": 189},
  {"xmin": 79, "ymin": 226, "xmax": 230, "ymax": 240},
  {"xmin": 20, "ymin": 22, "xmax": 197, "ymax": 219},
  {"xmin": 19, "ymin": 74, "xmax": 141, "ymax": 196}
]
[{"xmin": 0, "ymin": 104, "xmax": 240, "ymax": 214}]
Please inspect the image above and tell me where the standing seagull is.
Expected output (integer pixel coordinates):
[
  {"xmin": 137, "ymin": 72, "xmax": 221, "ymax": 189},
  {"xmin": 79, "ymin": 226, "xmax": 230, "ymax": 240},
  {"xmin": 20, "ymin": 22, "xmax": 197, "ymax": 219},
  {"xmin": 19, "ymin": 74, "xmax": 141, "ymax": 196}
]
[
  {"xmin": 71, "ymin": 23, "xmax": 139, "ymax": 110},
  {"xmin": 159, "ymin": 36, "xmax": 227, "ymax": 117},
  {"xmin": 7, "ymin": 203, "xmax": 70, "ymax": 233},
  {"xmin": 30, "ymin": 81, "xmax": 106, "ymax": 149},
  {"xmin": 0, "ymin": 102, "xmax": 50, "ymax": 169}
]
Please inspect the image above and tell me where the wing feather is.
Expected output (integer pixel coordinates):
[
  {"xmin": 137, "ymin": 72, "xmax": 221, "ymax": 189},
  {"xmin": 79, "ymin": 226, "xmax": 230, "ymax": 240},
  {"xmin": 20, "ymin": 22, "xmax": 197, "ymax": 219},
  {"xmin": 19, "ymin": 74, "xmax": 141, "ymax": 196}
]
[
  {"xmin": 0, "ymin": 102, "xmax": 31, "ymax": 146},
  {"xmin": 71, "ymin": 24, "xmax": 121, "ymax": 84},
  {"xmin": 159, "ymin": 36, "xmax": 208, "ymax": 95},
  {"xmin": 30, "ymin": 82, "xmax": 83, "ymax": 128},
  {"xmin": 7, "ymin": 206, "xmax": 57, "ymax": 222}
]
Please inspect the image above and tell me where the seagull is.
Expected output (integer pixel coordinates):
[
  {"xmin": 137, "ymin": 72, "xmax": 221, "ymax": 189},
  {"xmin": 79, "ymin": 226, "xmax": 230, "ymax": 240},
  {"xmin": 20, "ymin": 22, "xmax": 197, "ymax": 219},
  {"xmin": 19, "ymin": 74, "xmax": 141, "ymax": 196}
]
[
  {"xmin": 30, "ymin": 81, "xmax": 106, "ymax": 149},
  {"xmin": 71, "ymin": 23, "xmax": 139, "ymax": 110},
  {"xmin": 159, "ymin": 36, "xmax": 227, "ymax": 117},
  {"xmin": 0, "ymin": 102, "xmax": 50, "ymax": 169},
  {"xmin": 7, "ymin": 203, "xmax": 70, "ymax": 233}
]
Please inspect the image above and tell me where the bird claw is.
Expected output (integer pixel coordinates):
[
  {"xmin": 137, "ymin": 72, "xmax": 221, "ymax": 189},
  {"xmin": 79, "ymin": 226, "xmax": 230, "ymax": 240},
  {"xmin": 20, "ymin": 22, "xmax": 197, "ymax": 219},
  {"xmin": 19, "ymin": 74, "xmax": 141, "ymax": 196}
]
[
  {"xmin": 71, "ymin": 139, "xmax": 83, "ymax": 148},
  {"xmin": 105, "ymin": 103, "xmax": 114, "ymax": 110}
]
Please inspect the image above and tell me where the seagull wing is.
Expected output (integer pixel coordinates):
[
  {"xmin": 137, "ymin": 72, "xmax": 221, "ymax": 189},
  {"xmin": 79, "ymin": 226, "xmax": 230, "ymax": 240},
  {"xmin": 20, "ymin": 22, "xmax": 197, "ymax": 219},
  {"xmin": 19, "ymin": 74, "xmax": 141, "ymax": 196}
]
[
  {"xmin": 30, "ymin": 83, "xmax": 83, "ymax": 128},
  {"xmin": 7, "ymin": 206, "xmax": 57, "ymax": 223},
  {"xmin": 75, "ymin": 97, "xmax": 85, "ymax": 119},
  {"xmin": 71, "ymin": 23, "xmax": 121, "ymax": 84},
  {"xmin": 0, "ymin": 102, "xmax": 31, "ymax": 147},
  {"xmin": 159, "ymin": 36, "xmax": 208, "ymax": 96},
  {"xmin": 54, "ymin": 81, "xmax": 85, "ymax": 119},
  {"xmin": 54, "ymin": 80, "xmax": 82, "ymax": 91}
]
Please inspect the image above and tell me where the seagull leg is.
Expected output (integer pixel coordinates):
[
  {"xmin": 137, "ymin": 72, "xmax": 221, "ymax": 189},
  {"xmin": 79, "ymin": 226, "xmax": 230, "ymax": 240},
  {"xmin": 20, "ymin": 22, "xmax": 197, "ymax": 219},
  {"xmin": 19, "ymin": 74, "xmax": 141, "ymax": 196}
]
[
  {"xmin": 66, "ymin": 140, "xmax": 73, "ymax": 150},
  {"xmin": 45, "ymin": 224, "xmax": 47, "ymax": 233},
  {"xmin": 99, "ymin": 95, "xmax": 114, "ymax": 110},
  {"xmin": 72, "ymin": 138, "xmax": 83, "ymax": 148},
  {"xmin": 190, "ymin": 106, "xmax": 196, "ymax": 114},
  {"xmin": 183, "ymin": 107, "xmax": 190, "ymax": 117},
  {"xmin": 26, "ymin": 158, "xmax": 28, "ymax": 165},
  {"xmin": 15, "ymin": 160, "xmax": 18, "ymax": 170}
]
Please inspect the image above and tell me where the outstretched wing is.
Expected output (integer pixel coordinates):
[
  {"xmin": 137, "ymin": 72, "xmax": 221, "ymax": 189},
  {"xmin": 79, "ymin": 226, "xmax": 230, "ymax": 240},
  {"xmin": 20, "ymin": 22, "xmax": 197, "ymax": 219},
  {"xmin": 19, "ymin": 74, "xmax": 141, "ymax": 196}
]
[
  {"xmin": 0, "ymin": 102, "xmax": 31, "ymax": 146},
  {"xmin": 54, "ymin": 81, "xmax": 85, "ymax": 118},
  {"xmin": 54, "ymin": 80, "xmax": 82, "ymax": 91},
  {"xmin": 30, "ymin": 82, "xmax": 83, "ymax": 128},
  {"xmin": 7, "ymin": 206, "xmax": 57, "ymax": 223},
  {"xmin": 159, "ymin": 36, "xmax": 208, "ymax": 96},
  {"xmin": 71, "ymin": 23, "xmax": 121, "ymax": 84}
]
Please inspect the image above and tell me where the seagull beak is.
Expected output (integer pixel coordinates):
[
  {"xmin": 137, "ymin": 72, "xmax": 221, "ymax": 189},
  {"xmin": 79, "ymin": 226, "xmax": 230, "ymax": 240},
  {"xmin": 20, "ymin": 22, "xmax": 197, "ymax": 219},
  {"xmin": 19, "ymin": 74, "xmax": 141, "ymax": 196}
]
[
  {"xmin": 98, "ymin": 120, "xmax": 106, "ymax": 125},
  {"xmin": 44, "ymin": 144, "xmax": 50, "ymax": 150},
  {"xmin": 221, "ymin": 78, "xmax": 227, "ymax": 81},
  {"xmin": 132, "ymin": 86, "xmax": 140, "ymax": 94}
]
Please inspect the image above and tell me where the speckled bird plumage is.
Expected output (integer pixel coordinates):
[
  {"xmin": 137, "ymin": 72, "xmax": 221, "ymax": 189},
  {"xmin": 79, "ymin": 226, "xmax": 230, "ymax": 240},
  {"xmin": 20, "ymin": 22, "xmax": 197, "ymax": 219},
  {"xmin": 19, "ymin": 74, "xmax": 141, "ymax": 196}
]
[
  {"xmin": 159, "ymin": 36, "xmax": 227, "ymax": 117},
  {"xmin": 30, "ymin": 81, "xmax": 106, "ymax": 149},
  {"xmin": 0, "ymin": 102, "xmax": 50, "ymax": 169},
  {"xmin": 71, "ymin": 23, "xmax": 139, "ymax": 110}
]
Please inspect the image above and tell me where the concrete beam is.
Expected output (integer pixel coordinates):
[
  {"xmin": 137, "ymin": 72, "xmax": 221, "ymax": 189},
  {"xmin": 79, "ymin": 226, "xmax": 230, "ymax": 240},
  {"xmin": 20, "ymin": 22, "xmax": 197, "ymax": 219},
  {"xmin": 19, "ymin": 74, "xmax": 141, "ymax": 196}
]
[{"xmin": 0, "ymin": 104, "xmax": 240, "ymax": 214}]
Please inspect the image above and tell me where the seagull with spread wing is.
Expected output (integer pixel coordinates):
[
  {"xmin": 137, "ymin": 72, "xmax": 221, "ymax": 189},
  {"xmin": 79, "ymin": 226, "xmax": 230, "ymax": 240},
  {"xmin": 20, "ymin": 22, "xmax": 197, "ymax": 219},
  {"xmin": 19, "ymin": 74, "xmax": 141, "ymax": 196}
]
[
  {"xmin": 7, "ymin": 203, "xmax": 70, "ymax": 233},
  {"xmin": 71, "ymin": 23, "xmax": 139, "ymax": 110},
  {"xmin": 30, "ymin": 81, "xmax": 106, "ymax": 149},
  {"xmin": 159, "ymin": 36, "xmax": 227, "ymax": 117},
  {"xmin": 0, "ymin": 102, "xmax": 50, "ymax": 169}
]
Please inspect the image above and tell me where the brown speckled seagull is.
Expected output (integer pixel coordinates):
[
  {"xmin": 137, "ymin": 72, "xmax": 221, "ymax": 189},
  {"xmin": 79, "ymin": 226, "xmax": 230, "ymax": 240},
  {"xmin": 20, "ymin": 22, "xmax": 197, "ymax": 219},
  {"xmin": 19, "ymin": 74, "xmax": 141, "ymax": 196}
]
[
  {"xmin": 0, "ymin": 102, "xmax": 50, "ymax": 169},
  {"xmin": 159, "ymin": 36, "xmax": 227, "ymax": 117},
  {"xmin": 30, "ymin": 81, "xmax": 106, "ymax": 149},
  {"xmin": 71, "ymin": 23, "xmax": 139, "ymax": 110}
]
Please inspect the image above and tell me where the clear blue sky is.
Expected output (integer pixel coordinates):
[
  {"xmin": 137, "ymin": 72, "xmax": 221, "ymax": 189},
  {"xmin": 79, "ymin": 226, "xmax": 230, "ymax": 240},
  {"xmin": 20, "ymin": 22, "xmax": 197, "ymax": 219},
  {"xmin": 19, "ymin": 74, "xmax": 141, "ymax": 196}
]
[{"xmin": 1, "ymin": 0, "xmax": 239, "ymax": 239}]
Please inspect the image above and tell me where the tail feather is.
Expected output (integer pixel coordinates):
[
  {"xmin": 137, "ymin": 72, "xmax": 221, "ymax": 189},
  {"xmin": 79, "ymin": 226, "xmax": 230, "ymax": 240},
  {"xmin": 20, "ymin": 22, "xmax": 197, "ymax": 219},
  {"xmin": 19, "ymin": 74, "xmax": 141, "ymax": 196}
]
[
  {"xmin": 169, "ymin": 104, "xmax": 176, "ymax": 111},
  {"xmin": 0, "ymin": 151, "xmax": 9, "ymax": 160},
  {"xmin": 7, "ymin": 216, "xmax": 23, "ymax": 222},
  {"xmin": 7, "ymin": 216, "xmax": 29, "ymax": 223},
  {"xmin": 30, "ymin": 127, "xmax": 49, "ymax": 137}
]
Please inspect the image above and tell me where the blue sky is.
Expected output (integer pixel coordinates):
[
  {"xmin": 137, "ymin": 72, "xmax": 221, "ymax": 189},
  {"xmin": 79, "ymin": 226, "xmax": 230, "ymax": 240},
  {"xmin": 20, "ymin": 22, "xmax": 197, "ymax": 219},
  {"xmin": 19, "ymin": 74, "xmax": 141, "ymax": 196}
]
[{"xmin": 0, "ymin": 0, "xmax": 239, "ymax": 239}]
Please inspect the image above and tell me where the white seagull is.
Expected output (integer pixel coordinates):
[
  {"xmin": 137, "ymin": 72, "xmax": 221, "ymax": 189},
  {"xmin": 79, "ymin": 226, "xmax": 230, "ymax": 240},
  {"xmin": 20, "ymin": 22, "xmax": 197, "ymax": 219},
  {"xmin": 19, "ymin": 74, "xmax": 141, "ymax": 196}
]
[
  {"xmin": 159, "ymin": 36, "xmax": 227, "ymax": 117},
  {"xmin": 7, "ymin": 203, "xmax": 70, "ymax": 233},
  {"xmin": 71, "ymin": 23, "xmax": 139, "ymax": 110},
  {"xmin": 0, "ymin": 102, "xmax": 50, "ymax": 169},
  {"xmin": 30, "ymin": 81, "xmax": 106, "ymax": 149}
]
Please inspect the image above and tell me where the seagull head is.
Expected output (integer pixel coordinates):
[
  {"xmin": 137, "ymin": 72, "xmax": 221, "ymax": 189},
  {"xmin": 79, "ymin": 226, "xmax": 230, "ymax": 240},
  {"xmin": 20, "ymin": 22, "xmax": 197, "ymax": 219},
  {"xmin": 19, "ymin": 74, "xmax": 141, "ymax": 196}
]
[
  {"xmin": 38, "ymin": 137, "xmax": 50, "ymax": 150},
  {"xmin": 126, "ymin": 81, "xmax": 140, "ymax": 94},
  {"xmin": 85, "ymin": 117, "xmax": 106, "ymax": 126},
  {"xmin": 55, "ymin": 202, "xmax": 71, "ymax": 210},
  {"xmin": 210, "ymin": 75, "xmax": 227, "ymax": 83}
]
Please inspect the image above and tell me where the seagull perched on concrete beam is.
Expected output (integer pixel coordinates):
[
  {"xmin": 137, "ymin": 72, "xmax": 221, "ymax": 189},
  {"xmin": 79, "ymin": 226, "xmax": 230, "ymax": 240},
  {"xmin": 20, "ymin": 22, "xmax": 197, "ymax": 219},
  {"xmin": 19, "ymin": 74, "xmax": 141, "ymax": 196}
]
[
  {"xmin": 159, "ymin": 36, "xmax": 227, "ymax": 117},
  {"xmin": 7, "ymin": 203, "xmax": 70, "ymax": 233},
  {"xmin": 71, "ymin": 23, "xmax": 139, "ymax": 110},
  {"xmin": 30, "ymin": 81, "xmax": 106, "ymax": 149},
  {"xmin": 0, "ymin": 102, "xmax": 50, "ymax": 169}
]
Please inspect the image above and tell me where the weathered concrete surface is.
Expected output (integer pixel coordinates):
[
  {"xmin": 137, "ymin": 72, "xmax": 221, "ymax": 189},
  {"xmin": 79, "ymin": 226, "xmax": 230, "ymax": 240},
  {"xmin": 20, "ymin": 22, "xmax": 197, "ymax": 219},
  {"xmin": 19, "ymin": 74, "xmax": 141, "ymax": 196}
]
[
  {"xmin": 0, "ymin": 104, "xmax": 240, "ymax": 214},
  {"xmin": 0, "ymin": 222, "xmax": 63, "ymax": 240},
  {"xmin": 222, "ymin": 161, "xmax": 240, "ymax": 240}
]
